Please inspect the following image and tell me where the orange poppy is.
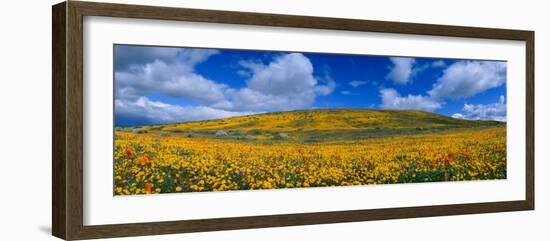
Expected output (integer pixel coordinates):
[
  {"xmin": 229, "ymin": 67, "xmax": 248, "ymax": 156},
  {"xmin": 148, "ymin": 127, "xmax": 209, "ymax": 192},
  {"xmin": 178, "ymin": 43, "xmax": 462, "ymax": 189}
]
[
  {"xmin": 144, "ymin": 183, "xmax": 153, "ymax": 194},
  {"xmin": 126, "ymin": 148, "xmax": 133, "ymax": 158}
]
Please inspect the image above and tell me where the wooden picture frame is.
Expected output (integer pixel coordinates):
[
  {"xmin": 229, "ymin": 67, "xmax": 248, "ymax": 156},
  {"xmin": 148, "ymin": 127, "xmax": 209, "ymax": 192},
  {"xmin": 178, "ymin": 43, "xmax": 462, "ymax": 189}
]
[{"xmin": 52, "ymin": 1, "xmax": 534, "ymax": 240}]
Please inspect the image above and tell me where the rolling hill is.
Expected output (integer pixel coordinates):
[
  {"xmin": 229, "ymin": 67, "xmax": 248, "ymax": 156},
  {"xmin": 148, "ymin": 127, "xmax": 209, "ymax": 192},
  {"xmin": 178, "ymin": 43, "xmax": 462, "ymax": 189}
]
[{"xmin": 123, "ymin": 109, "xmax": 504, "ymax": 142}]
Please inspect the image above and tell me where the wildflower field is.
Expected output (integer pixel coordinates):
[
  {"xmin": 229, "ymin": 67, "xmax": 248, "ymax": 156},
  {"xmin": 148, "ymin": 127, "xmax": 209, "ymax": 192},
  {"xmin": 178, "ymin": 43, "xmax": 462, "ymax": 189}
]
[{"xmin": 113, "ymin": 109, "xmax": 506, "ymax": 195}]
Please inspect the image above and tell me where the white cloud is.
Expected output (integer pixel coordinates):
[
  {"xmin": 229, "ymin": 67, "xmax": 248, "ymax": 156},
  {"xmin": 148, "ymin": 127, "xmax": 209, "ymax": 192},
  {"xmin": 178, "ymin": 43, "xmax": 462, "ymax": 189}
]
[
  {"xmin": 116, "ymin": 50, "xmax": 337, "ymax": 112},
  {"xmin": 115, "ymin": 51, "xmax": 337, "ymax": 124},
  {"xmin": 412, "ymin": 60, "xmax": 447, "ymax": 74},
  {"xmin": 340, "ymin": 90, "xmax": 353, "ymax": 95},
  {"xmin": 384, "ymin": 58, "xmax": 446, "ymax": 86},
  {"xmin": 238, "ymin": 59, "xmax": 265, "ymax": 73},
  {"xmin": 245, "ymin": 53, "xmax": 316, "ymax": 95},
  {"xmin": 349, "ymin": 80, "xmax": 367, "ymax": 88},
  {"xmin": 115, "ymin": 47, "xmax": 224, "ymax": 104},
  {"xmin": 431, "ymin": 60, "xmax": 446, "ymax": 68},
  {"xmin": 115, "ymin": 97, "xmax": 253, "ymax": 124},
  {"xmin": 378, "ymin": 60, "xmax": 506, "ymax": 115},
  {"xmin": 177, "ymin": 48, "xmax": 220, "ymax": 66},
  {"xmin": 452, "ymin": 95, "xmax": 506, "ymax": 122},
  {"xmin": 386, "ymin": 57, "xmax": 416, "ymax": 84},
  {"xmin": 428, "ymin": 61, "xmax": 506, "ymax": 99},
  {"xmin": 315, "ymin": 74, "xmax": 336, "ymax": 96},
  {"xmin": 115, "ymin": 45, "xmax": 218, "ymax": 71},
  {"xmin": 222, "ymin": 88, "xmax": 314, "ymax": 112},
  {"xmin": 451, "ymin": 113, "xmax": 465, "ymax": 119},
  {"xmin": 115, "ymin": 45, "xmax": 179, "ymax": 70},
  {"xmin": 379, "ymin": 88, "xmax": 441, "ymax": 112},
  {"xmin": 226, "ymin": 53, "xmax": 335, "ymax": 112},
  {"xmin": 115, "ymin": 60, "xmax": 228, "ymax": 104}
]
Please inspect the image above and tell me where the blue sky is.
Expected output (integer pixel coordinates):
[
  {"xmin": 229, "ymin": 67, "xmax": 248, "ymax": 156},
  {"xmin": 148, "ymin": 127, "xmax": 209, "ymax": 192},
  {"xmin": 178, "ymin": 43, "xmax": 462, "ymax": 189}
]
[{"xmin": 114, "ymin": 45, "xmax": 507, "ymax": 126}]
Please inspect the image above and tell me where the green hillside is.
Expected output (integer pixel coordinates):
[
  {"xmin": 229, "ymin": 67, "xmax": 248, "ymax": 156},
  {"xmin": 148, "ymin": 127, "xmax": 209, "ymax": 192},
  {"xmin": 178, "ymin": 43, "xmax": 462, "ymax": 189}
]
[{"xmin": 122, "ymin": 109, "xmax": 504, "ymax": 142}]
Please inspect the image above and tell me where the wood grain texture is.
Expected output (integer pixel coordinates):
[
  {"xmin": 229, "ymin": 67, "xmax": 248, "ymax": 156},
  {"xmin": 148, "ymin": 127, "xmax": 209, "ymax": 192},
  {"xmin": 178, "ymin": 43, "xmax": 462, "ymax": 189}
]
[
  {"xmin": 52, "ymin": 2, "xmax": 67, "ymax": 239},
  {"xmin": 71, "ymin": 1, "xmax": 533, "ymax": 40},
  {"xmin": 74, "ymin": 201, "xmax": 530, "ymax": 240},
  {"xmin": 66, "ymin": 2, "xmax": 85, "ymax": 240},
  {"xmin": 51, "ymin": 1, "xmax": 535, "ymax": 240},
  {"xmin": 525, "ymin": 32, "xmax": 535, "ymax": 209}
]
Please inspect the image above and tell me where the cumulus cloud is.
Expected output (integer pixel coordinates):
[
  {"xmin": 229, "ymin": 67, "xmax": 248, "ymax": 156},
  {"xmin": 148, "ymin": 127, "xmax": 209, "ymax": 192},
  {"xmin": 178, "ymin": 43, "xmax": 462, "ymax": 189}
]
[
  {"xmin": 115, "ymin": 46, "xmax": 224, "ymax": 103},
  {"xmin": 386, "ymin": 57, "xmax": 416, "ymax": 84},
  {"xmin": 385, "ymin": 58, "xmax": 447, "ymax": 85},
  {"xmin": 115, "ymin": 60, "xmax": 228, "ymax": 104},
  {"xmin": 115, "ymin": 48, "xmax": 336, "ymax": 125},
  {"xmin": 115, "ymin": 97, "xmax": 253, "ymax": 125},
  {"xmin": 379, "ymin": 88, "xmax": 441, "ymax": 112},
  {"xmin": 411, "ymin": 59, "xmax": 447, "ymax": 74},
  {"xmin": 115, "ymin": 46, "xmax": 235, "ymax": 124},
  {"xmin": 245, "ymin": 54, "xmax": 317, "ymax": 95},
  {"xmin": 114, "ymin": 45, "xmax": 218, "ymax": 71},
  {"xmin": 115, "ymin": 45, "xmax": 179, "ymax": 70},
  {"xmin": 452, "ymin": 96, "xmax": 506, "ymax": 122},
  {"xmin": 349, "ymin": 80, "xmax": 367, "ymax": 88},
  {"xmin": 315, "ymin": 74, "xmax": 337, "ymax": 96},
  {"xmin": 428, "ymin": 61, "xmax": 506, "ymax": 100},
  {"xmin": 379, "ymin": 60, "xmax": 506, "ymax": 117},
  {"xmin": 224, "ymin": 53, "xmax": 335, "ymax": 112}
]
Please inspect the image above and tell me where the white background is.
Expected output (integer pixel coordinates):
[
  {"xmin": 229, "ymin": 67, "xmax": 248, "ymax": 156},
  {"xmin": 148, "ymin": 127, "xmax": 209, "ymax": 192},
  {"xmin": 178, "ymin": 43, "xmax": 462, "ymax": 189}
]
[
  {"xmin": 84, "ymin": 16, "xmax": 526, "ymax": 225},
  {"xmin": 0, "ymin": 0, "xmax": 548, "ymax": 240}
]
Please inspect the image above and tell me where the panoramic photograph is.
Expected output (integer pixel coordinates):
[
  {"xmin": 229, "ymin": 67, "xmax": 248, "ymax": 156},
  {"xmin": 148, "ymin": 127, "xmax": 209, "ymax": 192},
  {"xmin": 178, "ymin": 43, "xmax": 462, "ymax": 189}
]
[{"xmin": 113, "ymin": 44, "xmax": 507, "ymax": 195}]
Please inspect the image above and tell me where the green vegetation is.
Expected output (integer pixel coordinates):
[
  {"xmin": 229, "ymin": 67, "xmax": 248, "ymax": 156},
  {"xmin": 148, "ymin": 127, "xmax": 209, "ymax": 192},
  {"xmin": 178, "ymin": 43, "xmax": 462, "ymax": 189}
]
[{"xmin": 118, "ymin": 109, "xmax": 504, "ymax": 143}]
